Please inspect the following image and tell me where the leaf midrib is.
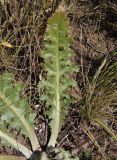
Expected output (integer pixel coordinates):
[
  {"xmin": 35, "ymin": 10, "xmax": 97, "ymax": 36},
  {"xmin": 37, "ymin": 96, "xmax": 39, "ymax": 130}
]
[
  {"xmin": 0, "ymin": 92, "xmax": 40, "ymax": 151},
  {"xmin": 48, "ymin": 14, "xmax": 61, "ymax": 146}
]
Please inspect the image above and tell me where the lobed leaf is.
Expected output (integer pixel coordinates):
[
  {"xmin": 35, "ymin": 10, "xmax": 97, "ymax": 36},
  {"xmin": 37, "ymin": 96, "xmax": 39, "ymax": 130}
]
[
  {"xmin": 54, "ymin": 148, "xmax": 79, "ymax": 160},
  {"xmin": 0, "ymin": 73, "xmax": 40, "ymax": 153},
  {"xmin": 0, "ymin": 129, "xmax": 32, "ymax": 158},
  {"xmin": 39, "ymin": 8, "xmax": 78, "ymax": 147}
]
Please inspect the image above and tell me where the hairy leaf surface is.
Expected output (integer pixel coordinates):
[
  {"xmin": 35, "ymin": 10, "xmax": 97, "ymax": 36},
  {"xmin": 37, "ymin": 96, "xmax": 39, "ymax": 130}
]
[
  {"xmin": 39, "ymin": 9, "xmax": 78, "ymax": 147},
  {"xmin": 0, "ymin": 73, "xmax": 40, "ymax": 152}
]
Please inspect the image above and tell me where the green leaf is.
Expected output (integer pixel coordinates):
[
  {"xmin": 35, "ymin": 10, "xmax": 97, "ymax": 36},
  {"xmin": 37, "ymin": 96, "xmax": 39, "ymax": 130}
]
[
  {"xmin": 39, "ymin": 8, "xmax": 78, "ymax": 147},
  {"xmin": 0, "ymin": 130, "xmax": 32, "ymax": 158},
  {"xmin": 54, "ymin": 148, "xmax": 79, "ymax": 160},
  {"xmin": 0, "ymin": 73, "xmax": 41, "ymax": 153}
]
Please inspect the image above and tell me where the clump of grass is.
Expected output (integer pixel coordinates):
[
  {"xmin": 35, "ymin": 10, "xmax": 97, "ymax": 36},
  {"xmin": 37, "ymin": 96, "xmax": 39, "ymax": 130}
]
[
  {"xmin": 80, "ymin": 52, "xmax": 117, "ymax": 159},
  {"xmin": 82, "ymin": 52, "xmax": 117, "ymax": 125}
]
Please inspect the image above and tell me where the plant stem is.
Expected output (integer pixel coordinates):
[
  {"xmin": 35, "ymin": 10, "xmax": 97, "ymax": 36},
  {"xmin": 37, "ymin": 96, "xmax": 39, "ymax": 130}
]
[{"xmin": 41, "ymin": 152, "xmax": 48, "ymax": 160}]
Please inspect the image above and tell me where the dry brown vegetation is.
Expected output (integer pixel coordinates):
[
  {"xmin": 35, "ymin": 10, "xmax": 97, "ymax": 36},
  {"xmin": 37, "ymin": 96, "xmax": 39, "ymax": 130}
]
[{"xmin": 0, "ymin": 0, "xmax": 117, "ymax": 160}]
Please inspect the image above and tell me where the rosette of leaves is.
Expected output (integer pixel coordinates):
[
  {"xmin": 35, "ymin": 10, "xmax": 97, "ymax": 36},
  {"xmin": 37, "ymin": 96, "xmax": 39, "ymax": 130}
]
[
  {"xmin": 0, "ymin": 5, "xmax": 79, "ymax": 160},
  {"xmin": 39, "ymin": 6, "xmax": 78, "ymax": 148},
  {"xmin": 0, "ymin": 73, "xmax": 41, "ymax": 158}
]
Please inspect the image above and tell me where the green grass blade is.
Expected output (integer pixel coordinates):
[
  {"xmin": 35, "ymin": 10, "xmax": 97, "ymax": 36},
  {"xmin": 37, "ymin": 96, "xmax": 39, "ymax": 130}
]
[
  {"xmin": 81, "ymin": 124, "xmax": 110, "ymax": 160},
  {"xmin": 95, "ymin": 119, "xmax": 117, "ymax": 141}
]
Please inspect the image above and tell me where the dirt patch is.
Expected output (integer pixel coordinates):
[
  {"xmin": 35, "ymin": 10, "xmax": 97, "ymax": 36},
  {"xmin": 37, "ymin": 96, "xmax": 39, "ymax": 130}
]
[{"xmin": 0, "ymin": 1, "xmax": 117, "ymax": 159}]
